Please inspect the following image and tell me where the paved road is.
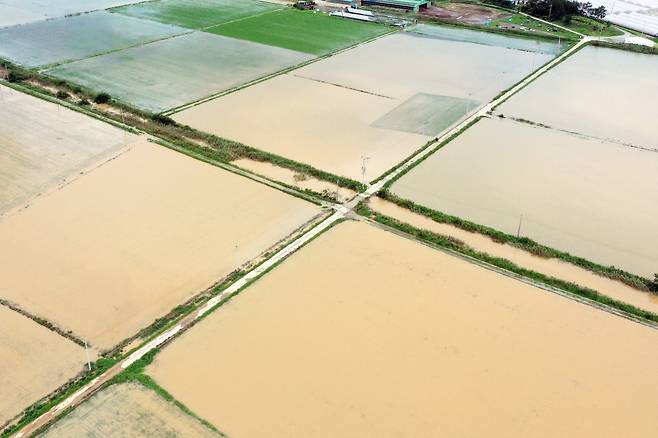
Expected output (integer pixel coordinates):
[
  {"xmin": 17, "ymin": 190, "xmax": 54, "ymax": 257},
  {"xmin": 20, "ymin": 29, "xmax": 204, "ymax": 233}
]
[{"xmin": 13, "ymin": 36, "xmax": 590, "ymax": 438}]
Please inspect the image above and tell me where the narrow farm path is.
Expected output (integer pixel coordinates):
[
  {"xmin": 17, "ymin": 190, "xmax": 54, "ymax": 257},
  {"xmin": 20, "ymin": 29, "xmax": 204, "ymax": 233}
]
[{"xmin": 13, "ymin": 36, "xmax": 593, "ymax": 438}]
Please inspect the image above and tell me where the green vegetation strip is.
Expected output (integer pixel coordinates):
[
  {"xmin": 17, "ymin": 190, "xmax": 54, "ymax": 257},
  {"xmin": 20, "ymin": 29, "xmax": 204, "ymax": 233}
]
[
  {"xmin": 206, "ymin": 9, "xmax": 390, "ymax": 55},
  {"xmin": 357, "ymin": 201, "xmax": 658, "ymax": 324},
  {"xmin": 377, "ymin": 190, "xmax": 652, "ymax": 292}
]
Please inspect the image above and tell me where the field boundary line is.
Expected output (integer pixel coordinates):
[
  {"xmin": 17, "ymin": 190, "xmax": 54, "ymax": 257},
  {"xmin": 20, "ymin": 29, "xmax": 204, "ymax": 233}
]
[
  {"xmin": 292, "ymin": 73, "xmax": 395, "ymax": 99},
  {"xmin": 199, "ymin": 6, "xmax": 285, "ymax": 31}
]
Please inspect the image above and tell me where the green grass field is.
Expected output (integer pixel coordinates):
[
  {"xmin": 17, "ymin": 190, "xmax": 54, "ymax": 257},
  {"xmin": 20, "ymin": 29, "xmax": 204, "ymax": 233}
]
[
  {"xmin": 111, "ymin": 0, "xmax": 282, "ymax": 29},
  {"xmin": 206, "ymin": 9, "xmax": 391, "ymax": 55}
]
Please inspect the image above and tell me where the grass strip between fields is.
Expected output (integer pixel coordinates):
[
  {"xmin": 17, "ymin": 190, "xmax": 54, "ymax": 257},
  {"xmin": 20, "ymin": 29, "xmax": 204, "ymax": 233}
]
[{"xmin": 357, "ymin": 201, "xmax": 658, "ymax": 325}]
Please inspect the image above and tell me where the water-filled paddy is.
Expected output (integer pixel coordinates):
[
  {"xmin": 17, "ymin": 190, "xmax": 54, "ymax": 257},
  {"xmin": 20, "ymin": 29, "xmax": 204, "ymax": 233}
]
[
  {"xmin": 496, "ymin": 46, "xmax": 658, "ymax": 149},
  {"xmin": 0, "ymin": 11, "xmax": 185, "ymax": 67},
  {"xmin": 148, "ymin": 221, "xmax": 658, "ymax": 438},
  {"xmin": 0, "ymin": 306, "xmax": 85, "ymax": 425},
  {"xmin": 391, "ymin": 117, "xmax": 658, "ymax": 277},
  {"xmin": 47, "ymin": 32, "xmax": 312, "ymax": 112},
  {"xmin": 41, "ymin": 383, "xmax": 219, "ymax": 437},
  {"xmin": 0, "ymin": 140, "xmax": 320, "ymax": 349},
  {"xmin": 0, "ymin": 0, "xmax": 142, "ymax": 28},
  {"xmin": 173, "ymin": 74, "xmax": 429, "ymax": 181},
  {"xmin": 112, "ymin": 0, "xmax": 282, "ymax": 29},
  {"xmin": 0, "ymin": 84, "xmax": 135, "ymax": 215}
]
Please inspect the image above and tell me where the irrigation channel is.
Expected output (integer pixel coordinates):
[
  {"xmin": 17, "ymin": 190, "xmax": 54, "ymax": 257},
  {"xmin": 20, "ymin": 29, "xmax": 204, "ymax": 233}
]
[{"xmin": 13, "ymin": 36, "xmax": 603, "ymax": 437}]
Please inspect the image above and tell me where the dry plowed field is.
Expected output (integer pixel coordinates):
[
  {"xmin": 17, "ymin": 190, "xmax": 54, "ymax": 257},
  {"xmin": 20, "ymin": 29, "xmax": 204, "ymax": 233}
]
[
  {"xmin": 41, "ymin": 383, "xmax": 219, "ymax": 437},
  {"xmin": 0, "ymin": 306, "xmax": 85, "ymax": 426},
  {"xmin": 147, "ymin": 221, "xmax": 658, "ymax": 438},
  {"xmin": 0, "ymin": 84, "xmax": 136, "ymax": 216},
  {"xmin": 0, "ymin": 140, "xmax": 320, "ymax": 349}
]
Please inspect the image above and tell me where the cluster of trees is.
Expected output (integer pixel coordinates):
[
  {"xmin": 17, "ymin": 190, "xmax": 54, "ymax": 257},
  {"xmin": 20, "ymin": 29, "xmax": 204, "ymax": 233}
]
[{"xmin": 521, "ymin": 0, "xmax": 607, "ymax": 22}]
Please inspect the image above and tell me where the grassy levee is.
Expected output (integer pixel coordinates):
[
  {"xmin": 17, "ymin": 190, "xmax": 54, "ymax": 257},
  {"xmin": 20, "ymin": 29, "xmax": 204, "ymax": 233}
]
[
  {"xmin": 369, "ymin": 138, "xmax": 439, "ymax": 185},
  {"xmin": 0, "ymin": 58, "xmax": 366, "ymax": 195},
  {"xmin": 376, "ymin": 190, "xmax": 653, "ymax": 292},
  {"xmin": 357, "ymin": 202, "xmax": 658, "ymax": 324},
  {"xmin": 589, "ymin": 39, "xmax": 658, "ymax": 55}
]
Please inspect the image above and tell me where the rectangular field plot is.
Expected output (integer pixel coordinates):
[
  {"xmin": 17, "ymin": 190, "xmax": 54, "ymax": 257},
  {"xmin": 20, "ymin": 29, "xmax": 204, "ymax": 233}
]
[
  {"xmin": 112, "ymin": 0, "xmax": 283, "ymax": 29},
  {"xmin": 0, "ymin": 0, "xmax": 143, "ymax": 28},
  {"xmin": 0, "ymin": 85, "xmax": 135, "ymax": 216},
  {"xmin": 0, "ymin": 306, "xmax": 85, "ymax": 425},
  {"xmin": 0, "ymin": 11, "xmax": 185, "ymax": 67},
  {"xmin": 0, "ymin": 140, "xmax": 320, "ymax": 350},
  {"xmin": 496, "ymin": 46, "xmax": 658, "ymax": 149},
  {"xmin": 391, "ymin": 117, "xmax": 658, "ymax": 277},
  {"xmin": 295, "ymin": 30, "xmax": 554, "ymax": 102},
  {"xmin": 409, "ymin": 23, "xmax": 563, "ymax": 55},
  {"xmin": 41, "ymin": 383, "xmax": 219, "ymax": 437},
  {"xmin": 147, "ymin": 221, "xmax": 658, "ymax": 438},
  {"xmin": 173, "ymin": 74, "xmax": 429, "ymax": 181},
  {"xmin": 47, "ymin": 32, "xmax": 312, "ymax": 112},
  {"xmin": 206, "ymin": 8, "xmax": 390, "ymax": 55}
]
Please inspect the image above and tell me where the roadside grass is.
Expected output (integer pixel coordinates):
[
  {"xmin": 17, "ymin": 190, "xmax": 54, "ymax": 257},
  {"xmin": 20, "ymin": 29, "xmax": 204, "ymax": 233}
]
[
  {"xmin": 357, "ymin": 201, "xmax": 658, "ymax": 324},
  {"xmin": 111, "ymin": 0, "xmax": 282, "ymax": 29},
  {"xmin": 489, "ymin": 14, "xmax": 577, "ymax": 39},
  {"xmin": 206, "ymin": 8, "xmax": 391, "ymax": 55},
  {"xmin": 561, "ymin": 15, "xmax": 623, "ymax": 36}
]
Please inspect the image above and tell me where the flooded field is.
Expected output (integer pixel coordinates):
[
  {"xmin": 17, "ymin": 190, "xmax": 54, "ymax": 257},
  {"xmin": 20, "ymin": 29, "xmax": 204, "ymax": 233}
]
[
  {"xmin": 0, "ymin": 11, "xmax": 184, "ymax": 67},
  {"xmin": 370, "ymin": 197, "xmax": 658, "ymax": 313},
  {"xmin": 147, "ymin": 221, "xmax": 658, "ymax": 438},
  {"xmin": 41, "ymin": 383, "xmax": 219, "ymax": 437},
  {"xmin": 497, "ymin": 46, "xmax": 658, "ymax": 149},
  {"xmin": 391, "ymin": 117, "xmax": 658, "ymax": 277},
  {"xmin": 295, "ymin": 31, "xmax": 554, "ymax": 104},
  {"xmin": 47, "ymin": 32, "xmax": 312, "ymax": 112},
  {"xmin": 173, "ymin": 74, "xmax": 428, "ymax": 181},
  {"xmin": 0, "ymin": 84, "xmax": 135, "ymax": 215},
  {"xmin": 0, "ymin": 140, "xmax": 320, "ymax": 349},
  {"xmin": 0, "ymin": 0, "xmax": 143, "ymax": 28},
  {"xmin": 0, "ymin": 306, "xmax": 85, "ymax": 425},
  {"xmin": 234, "ymin": 159, "xmax": 357, "ymax": 203}
]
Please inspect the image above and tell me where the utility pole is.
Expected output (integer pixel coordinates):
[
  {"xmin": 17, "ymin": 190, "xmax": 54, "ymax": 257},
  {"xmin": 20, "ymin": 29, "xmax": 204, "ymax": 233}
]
[
  {"xmin": 516, "ymin": 214, "xmax": 524, "ymax": 238},
  {"xmin": 84, "ymin": 341, "xmax": 92, "ymax": 372},
  {"xmin": 361, "ymin": 155, "xmax": 370, "ymax": 185}
]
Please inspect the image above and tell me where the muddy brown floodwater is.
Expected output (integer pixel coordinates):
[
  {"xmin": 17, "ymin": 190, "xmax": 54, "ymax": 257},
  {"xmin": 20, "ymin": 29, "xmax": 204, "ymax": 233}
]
[
  {"xmin": 148, "ymin": 221, "xmax": 658, "ymax": 438},
  {"xmin": 0, "ymin": 140, "xmax": 320, "ymax": 350},
  {"xmin": 391, "ymin": 117, "xmax": 658, "ymax": 277}
]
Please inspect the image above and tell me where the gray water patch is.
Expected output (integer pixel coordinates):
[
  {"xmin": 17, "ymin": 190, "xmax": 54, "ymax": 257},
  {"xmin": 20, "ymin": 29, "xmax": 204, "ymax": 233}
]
[
  {"xmin": 372, "ymin": 93, "xmax": 479, "ymax": 136},
  {"xmin": 407, "ymin": 23, "xmax": 563, "ymax": 55},
  {"xmin": 0, "ymin": 11, "xmax": 186, "ymax": 67}
]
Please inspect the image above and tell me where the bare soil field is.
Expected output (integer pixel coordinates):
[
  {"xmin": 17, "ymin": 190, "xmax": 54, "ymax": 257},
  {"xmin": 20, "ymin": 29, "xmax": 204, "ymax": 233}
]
[
  {"xmin": 147, "ymin": 221, "xmax": 658, "ymax": 438},
  {"xmin": 369, "ymin": 197, "xmax": 658, "ymax": 313},
  {"xmin": 496, "ymin": 46, "xmax": 658, "ymax": 149},
  {"xmin": 40, "ymin": 382, "xmax": 219, "ymax": 437},
  {"xmin": 47, "ymin": 32, "xmax": 313, "ymax": 112},
  {"xmin": 0, "ymin": 140, "xmax": 320, "ymax": 349},
  {"xmin": 173, "ymin": 74, "xmax": 429, "ymax": 181},
  {"xmin": 0, "ymin": 84, "xmax": 135, "ymax": 216},
  {"xmin": 0, "ymin": 306, "xmax": 85, "ymax": 426},
  {"xmin": 423, "ymin": 2, "xmax": 512, "ymax": 25},
  {"xmin": 391, "ymin": 117, "xmax": 658, "ymax": 277},
  {"xmin": 0, "ymin": 11, "xmax": 185, "ymax": 67}
]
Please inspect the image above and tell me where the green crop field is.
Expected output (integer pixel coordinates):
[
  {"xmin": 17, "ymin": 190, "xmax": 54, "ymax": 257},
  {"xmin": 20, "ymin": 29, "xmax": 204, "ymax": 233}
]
[
  {"xmin": 206, "ymin": 9, "xmax": 391, "ymax": 55},
  {"xmin": 112, "ymin": 0, "xmax": 283, "ymax": 29}
]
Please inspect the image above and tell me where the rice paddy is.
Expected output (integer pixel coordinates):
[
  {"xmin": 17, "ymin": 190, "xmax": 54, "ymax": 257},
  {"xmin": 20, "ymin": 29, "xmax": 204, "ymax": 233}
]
[
  {"xmin": 46, "ymin": 31, "xmax": 313, "ymax": 112},
  {"xmin": 112, "ymin": 0, "xmax": 283, "ymax": 29},
  {"xmin": 390, "ymin": 116, "xmax": 658, "ymax": 277},
  {"xmin": 0, "ymin": 140, "xmax": 320, "ymax": 349},
  {"xmin": 147, "ymin": 221, "xmax": 658, "ymax": 438},
  {"xmin": 40, "ymin": 383, "xmax": 219, "ymax": 437},
  {"xmin": 0, "ymin": 84, "xmax": 135, "ymax": 216},
  {"xmin": 0, "ymin": 306, "xmax": 85, "ymax": 425},
  {"xmin": 0, "ymin": 11, "xmax": 185, "ymax": 67},
  {"xmin": 206, "ymin": 8, "xmax": 390, "ymax": 55}
]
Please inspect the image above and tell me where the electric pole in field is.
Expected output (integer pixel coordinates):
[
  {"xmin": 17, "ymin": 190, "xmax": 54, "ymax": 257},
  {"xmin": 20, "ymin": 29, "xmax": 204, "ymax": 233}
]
[
  {"xmin": 516, "ymin": 214, "xmax": 524, "ymax": 238},
  {"xmin": 361, "ymin": 155, "xmax": 370, "ymax": 185},
  {"xmin": 84, "ymin": 341, "xmax": 92, "ymax": 372}
]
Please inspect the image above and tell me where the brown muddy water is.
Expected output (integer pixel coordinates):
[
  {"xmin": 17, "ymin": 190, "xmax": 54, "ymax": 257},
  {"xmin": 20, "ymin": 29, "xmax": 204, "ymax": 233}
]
[
  {"xmin": 391, "ymin": 117, "xmax": 658, "ymax": 277},
  {"xmin": 370, "ymin": 197, "xmax": 658, "ymax": 313},
  {"xmin": 0, "ymin": 140, "xmax": 320, "ymax": 349},
  {"xmin": 41, "ymin": 382, "xmax": 219, "ymax": 437},
  {"xmin": 497, "ymin": 46, "xmax": 658, "ymax": 149},
  {"xmin": 148, "ymin": 221, "xmax": 658, "ymax": 438},
  {"xmin": 0, "ymin": 306, "xmax": 85, "ymax": 425}
]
